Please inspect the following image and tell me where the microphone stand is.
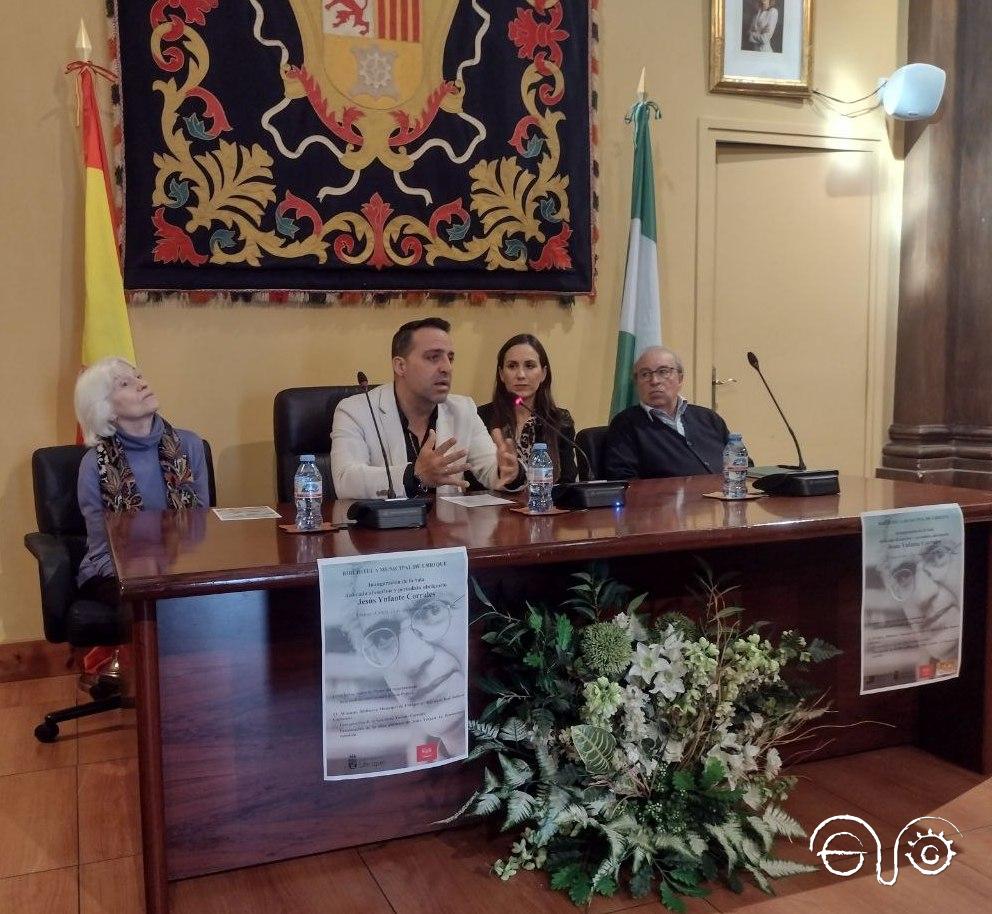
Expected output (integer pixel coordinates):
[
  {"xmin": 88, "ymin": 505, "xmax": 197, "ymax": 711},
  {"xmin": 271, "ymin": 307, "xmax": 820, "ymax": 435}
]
[
  {"xmin": 745, "ymin": 353, "xmax": 805, "ymax": 471},
  {"xmin": 358, "ymin": 371, "xmax": 397, "ymax": 498},
  {"xmin": 743, "ymin": 352, "xmax": 839, "ymax": 497},
  {"xmin": 345, "ymin": 372, "xmax": 429, "ymax": 529}
]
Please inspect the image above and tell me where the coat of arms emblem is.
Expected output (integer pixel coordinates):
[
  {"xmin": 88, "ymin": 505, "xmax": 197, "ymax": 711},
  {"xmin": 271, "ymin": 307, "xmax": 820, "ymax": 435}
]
[{"xmin": 283, "ymin": 0, "xmax": 463, "ymax": 175}]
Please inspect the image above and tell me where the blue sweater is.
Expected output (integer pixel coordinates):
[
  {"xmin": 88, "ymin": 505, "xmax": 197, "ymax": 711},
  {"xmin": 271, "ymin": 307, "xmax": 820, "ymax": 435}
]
[
  {"xmin": 603, "ymin": 404, "xmax": 730, "ymax": 480},
  {"xmin": 77, "ymin": 415, "xmax": 208, "ymax": 586}
]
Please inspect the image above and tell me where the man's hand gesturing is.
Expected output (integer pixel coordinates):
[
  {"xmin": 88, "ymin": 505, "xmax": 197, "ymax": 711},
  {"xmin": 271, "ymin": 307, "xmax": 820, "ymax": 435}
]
[
  {"xmin": 493, "ymin": 429, "xmax": 522, "ymax": 489},
  {"xmin": 413, "ymin": 430, "xmax": 469, "ymax": 490}
]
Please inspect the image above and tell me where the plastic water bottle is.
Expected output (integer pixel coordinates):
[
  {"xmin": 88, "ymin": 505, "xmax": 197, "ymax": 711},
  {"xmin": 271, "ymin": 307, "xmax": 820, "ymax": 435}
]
[
  {"xmin": 527, "ymin": 443, "xmax": 554, "ymax": 513},
  {"xmin": 722, "ymin": 434, "xmax": 749, "ymax": 499},
  {"xmin": 294, "ymin": 454, "xmax": 323, "ymax": 530}
]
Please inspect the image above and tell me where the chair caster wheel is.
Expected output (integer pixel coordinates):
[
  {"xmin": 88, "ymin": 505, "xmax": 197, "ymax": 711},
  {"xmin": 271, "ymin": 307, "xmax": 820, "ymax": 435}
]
[{"xmin": 35, "ymin": 721, "xmax": 59, "ymax": 743}]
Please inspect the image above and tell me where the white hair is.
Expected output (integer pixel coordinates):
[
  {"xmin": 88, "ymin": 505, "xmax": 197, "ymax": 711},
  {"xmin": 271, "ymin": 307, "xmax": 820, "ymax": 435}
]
[
  {"xmin": 74, "ymin": 356, "xmax": 136, "ymax": 446},
  {"xmin": 633, "ymin": 346, "xmax": 684, "ymax": 376}
]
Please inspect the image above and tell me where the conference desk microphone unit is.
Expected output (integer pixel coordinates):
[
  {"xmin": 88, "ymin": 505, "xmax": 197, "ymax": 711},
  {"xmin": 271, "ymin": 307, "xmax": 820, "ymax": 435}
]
[
  {"xmin": 744, "ymin": 351, "xmax": 840, "ymax": 497},
  {"xmin": 512, "ymin": 397, "xmax": 629, "ymax": 509},
  {"xmin": 346, "ymin": 371, "xmax": 429, "ymax": 530}
]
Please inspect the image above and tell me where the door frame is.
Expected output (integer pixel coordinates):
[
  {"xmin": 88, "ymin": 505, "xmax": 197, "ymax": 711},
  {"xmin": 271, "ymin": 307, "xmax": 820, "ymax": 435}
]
[{"xmin": 693, "ymin": 117, "xmax": 888, "ymax": 476}]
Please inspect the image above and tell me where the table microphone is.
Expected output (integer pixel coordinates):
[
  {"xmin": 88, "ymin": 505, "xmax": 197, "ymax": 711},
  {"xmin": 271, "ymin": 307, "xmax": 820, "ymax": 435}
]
[
  {"xmin": 345, "ymin": 372, "xmax": 428, "ymax": 529},
  {"xmin": 513, "ymin": 396, "xmax": 596, "ymax": 479},
  {"xmin": 513, "ymin": 397, "xmax": 628, "ymax": 508},
  {"xmin": 744, "ymin": 351, "xmax": 839, "ymax": 497},
  {"xmin": 745, "ymin": 352, "xmax": 805, "ymax": 471}
]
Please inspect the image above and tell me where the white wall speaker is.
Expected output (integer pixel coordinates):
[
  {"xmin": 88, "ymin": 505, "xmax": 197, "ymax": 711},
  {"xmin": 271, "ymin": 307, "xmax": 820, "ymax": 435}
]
[{"xmin": 880, "ymin": 63, "xmax": 946, "ymax": 121}]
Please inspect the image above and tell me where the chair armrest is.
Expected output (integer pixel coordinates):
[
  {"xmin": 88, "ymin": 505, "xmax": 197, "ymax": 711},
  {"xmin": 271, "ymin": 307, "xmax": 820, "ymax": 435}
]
[{"xmin": 24, "ymin": 532, "xmax": 75, "ymax": 643}]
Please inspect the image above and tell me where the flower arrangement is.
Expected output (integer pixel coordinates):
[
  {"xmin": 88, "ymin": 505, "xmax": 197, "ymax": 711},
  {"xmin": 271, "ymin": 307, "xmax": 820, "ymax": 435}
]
[{"xmin": 447, "ymin": 567, "xmax": 841, "ymax": 911}]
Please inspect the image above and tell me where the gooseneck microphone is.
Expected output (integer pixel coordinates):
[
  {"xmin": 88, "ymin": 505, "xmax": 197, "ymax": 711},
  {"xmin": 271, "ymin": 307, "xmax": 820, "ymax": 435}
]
[
  {"xmin": 345, "ymin": 373, "xmax": 428, "ymax": 528},
  {"xmin": 745, "ymin": 352, "xmax": 806, "ymax": 471},
  {"xmin": 357, "ymin": 370, "xmax": 396, "ymax": 498},
  {"xmin": 513, "ymin": 396, "xmax": 596, "ymax": 480},
  {"xmin": 512, "ymin": 396, "xmax": 629, "ymax": 508},
  {"xmin": 743, "ymin": 352, "xmax": 839, "ymax": 497}
]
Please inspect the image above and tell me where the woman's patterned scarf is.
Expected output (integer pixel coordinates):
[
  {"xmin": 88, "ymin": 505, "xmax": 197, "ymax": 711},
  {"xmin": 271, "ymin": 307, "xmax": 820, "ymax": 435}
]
[{"xmin": 95, "ymin": 417, "xmax": 202, "ymax": 512}]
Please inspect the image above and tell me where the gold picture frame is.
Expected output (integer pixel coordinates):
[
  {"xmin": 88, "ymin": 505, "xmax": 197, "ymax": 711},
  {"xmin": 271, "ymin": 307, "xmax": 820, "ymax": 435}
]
[{"xmin": 710, "ymin": 0, "xmax": 814, "ymax": 97}]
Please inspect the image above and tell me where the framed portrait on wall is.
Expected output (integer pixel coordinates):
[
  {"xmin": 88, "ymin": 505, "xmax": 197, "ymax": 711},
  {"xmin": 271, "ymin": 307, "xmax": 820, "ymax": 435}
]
[{"xmin": 710, "ymin": 0, "xmax": 814, "ymax": 97}]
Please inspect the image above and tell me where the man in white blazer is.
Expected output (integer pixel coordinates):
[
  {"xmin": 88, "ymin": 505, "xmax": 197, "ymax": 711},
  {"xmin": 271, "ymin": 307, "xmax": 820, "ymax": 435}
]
[{"xmin": 331, "ymin": 317, "xmax": 525, "ymax": 499}]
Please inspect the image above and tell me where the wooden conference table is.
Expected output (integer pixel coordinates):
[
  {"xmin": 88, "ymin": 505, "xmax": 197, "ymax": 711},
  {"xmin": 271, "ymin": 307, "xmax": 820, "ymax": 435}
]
[{"xmin": 106, "ymin": 475, "xmax": 992, "ymax": 914}]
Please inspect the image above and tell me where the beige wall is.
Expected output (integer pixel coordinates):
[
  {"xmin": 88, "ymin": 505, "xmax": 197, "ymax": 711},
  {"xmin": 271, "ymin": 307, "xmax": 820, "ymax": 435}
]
[{"xmin": 0, "ymin": 0, "xmax": 906, "ymax": 643}]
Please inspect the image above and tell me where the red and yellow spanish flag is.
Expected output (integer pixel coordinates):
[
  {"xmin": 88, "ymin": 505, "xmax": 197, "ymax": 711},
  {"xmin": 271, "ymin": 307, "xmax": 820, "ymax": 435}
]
[{"xmin": 76, "ymin": 63, "xmax": 135, "ymax": 366}]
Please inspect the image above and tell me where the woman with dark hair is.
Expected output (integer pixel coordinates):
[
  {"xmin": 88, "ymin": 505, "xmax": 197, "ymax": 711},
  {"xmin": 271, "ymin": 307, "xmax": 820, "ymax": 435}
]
[{"xmin": 477, "ymin": 334, "xmax": 578, "ymax": 483}]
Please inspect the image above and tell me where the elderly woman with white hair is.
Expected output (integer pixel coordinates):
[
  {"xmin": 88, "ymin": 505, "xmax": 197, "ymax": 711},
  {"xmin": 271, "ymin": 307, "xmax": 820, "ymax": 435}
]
[{"xmin": 74, "ymin": 356, "xmax": 209, "ymax": 604}]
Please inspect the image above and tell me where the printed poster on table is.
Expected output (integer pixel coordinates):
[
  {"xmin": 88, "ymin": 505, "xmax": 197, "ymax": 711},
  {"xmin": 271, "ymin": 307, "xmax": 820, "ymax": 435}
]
[
  {"xmin": 860, "ymin": 504, "xmax": 964, "ymax": 695},
  {"xmin": 318, "ymin": 546, "xmax": 468, "ymax": 780}
]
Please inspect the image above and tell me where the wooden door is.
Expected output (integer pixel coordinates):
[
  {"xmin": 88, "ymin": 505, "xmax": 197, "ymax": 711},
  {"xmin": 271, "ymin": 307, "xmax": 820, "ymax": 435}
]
[{"xmin": 709, "ymin": 143, "xmax": 875, "ymax": 473}]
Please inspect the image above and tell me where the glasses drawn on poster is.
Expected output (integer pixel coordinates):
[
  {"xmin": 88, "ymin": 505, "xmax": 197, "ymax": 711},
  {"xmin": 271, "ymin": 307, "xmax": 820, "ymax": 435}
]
[
  {"xmin": 861, "ymin": 503, "xmax": 963, "ymax": 695},
  {"xmin": 318, "ymin": 546, "xmax": 468, "ymax": 780}
]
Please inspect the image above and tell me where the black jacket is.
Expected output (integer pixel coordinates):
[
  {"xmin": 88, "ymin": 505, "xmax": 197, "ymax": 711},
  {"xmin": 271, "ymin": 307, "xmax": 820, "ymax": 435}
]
[
  {"xmin": 603, "ymin": 404, "xmax": 730, "ymax": 479},
  {"xmin": 477, "ymin": 401, "xmax": 578, "ymax": 484}
]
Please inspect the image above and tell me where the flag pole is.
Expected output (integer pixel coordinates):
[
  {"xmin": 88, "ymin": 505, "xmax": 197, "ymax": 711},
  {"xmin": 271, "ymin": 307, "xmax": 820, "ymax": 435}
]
[{"xmin": 608, "ymin": 68, "xmax": 663, "ymax": 419}]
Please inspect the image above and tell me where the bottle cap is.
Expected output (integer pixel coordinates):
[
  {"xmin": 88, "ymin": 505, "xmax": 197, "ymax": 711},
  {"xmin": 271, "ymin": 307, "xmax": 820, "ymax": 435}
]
[
  {"xmin": 299, "ymin": 454, "xmax": 316, "ymax": 462},
  {"xmin": 532, "ymin": 442, "xmax": 548, "ymax": 450}
]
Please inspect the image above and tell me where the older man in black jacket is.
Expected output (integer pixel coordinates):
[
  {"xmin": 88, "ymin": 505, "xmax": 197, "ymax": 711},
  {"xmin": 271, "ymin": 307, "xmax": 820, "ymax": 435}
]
[{"xmin": 603, "ymin": 346, "xmax": 731, "ymax": 479}]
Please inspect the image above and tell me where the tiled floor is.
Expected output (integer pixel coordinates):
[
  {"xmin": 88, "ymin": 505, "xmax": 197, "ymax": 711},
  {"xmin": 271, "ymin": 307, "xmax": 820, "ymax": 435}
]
[{"xmin": 3, "ymin": 674, "xmax": 992, "ymax": 913}]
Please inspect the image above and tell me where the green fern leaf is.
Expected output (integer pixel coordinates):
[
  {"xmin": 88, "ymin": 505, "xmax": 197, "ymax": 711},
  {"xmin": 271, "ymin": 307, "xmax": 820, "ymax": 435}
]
[
  {"xmin": 498, "ymin": 753, "xmax": 533, "ymax": 788},
  {"xmin": 473, "ymin": 792, "xmax": 502, "ymax": 816},
  {"xmin": 759, "ymin": 857, "xmax": 817, "ymax": 879},
  {"xmin": 503, "ymin": 789, "xmax": 536, "ymax": 829},
  {"xmin": 659, "ymin": 881, "xmax": 687, "ymax": 913},
  {"xmin": 746, "ymin": 815, "xmax": 775, "ymax": 853},
  {"xmin": 762, "ymin": 805, "xmax": 806, "ymax": 841},
  {"xmin": 499, "ymin": 718, "xmax": 529, "ymax": 742}
]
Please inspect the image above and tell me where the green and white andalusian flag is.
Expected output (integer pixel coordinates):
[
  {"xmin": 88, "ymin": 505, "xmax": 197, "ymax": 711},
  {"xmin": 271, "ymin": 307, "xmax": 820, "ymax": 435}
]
[{"xmin": 609, "ymin": 100, "xmax": 662, "ymax": 418}]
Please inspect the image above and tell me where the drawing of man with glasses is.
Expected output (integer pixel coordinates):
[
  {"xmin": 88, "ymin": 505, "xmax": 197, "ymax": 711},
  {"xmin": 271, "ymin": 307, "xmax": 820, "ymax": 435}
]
[
  {"xmin": 323, "ymin": 588, "xmax": 467, "ymax": 777},
  {"xmin": 862, "ymin": 525, "xmax": 963, "ymax": 692}
]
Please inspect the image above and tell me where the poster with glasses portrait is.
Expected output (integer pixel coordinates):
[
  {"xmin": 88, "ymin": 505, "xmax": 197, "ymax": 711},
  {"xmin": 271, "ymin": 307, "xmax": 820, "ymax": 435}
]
[
  {"xmin": 710, "ymin": 0, "xmax": 814, "ymax": 97},
  {"xmin": 318, "ymin": 547, "xmax": 468, "ymax": 780},
  {"xmin": 860, "ymin": 504, "xmax": 963, "ymax": 695}
]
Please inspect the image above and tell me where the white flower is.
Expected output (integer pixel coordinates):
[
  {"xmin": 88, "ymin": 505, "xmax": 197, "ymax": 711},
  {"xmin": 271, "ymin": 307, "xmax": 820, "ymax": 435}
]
[
  {"xmin": 613, "ymin": 611, "xmax": 650, "ymax": 641},
  {"xmin": 627, "ymin": 642, "xmax": 667, "ymax": 685},
  {"xmin": 660, "ymin": 630, "xmax": 686, "ymax": 662},
  {"xmin": 649, "ymin": 658, "xmax": 687, "ymax": 701},
  {"xmin": 623, "ymin": 684, "xmax": 648, "ymax": 707},
  {"xmin": 623, "ymin": 703, "xmax": 649, "ymax": 741}
]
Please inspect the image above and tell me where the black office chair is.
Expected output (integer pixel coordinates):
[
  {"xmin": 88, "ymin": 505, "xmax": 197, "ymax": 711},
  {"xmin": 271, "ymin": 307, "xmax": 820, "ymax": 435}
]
[
  {"xmin": 24, "ymin": 441, "xmax": 216, "ymax": 743},
  {"xmin": 273, "ymin": 385, "xmax": 365, "ymax": 502},
  {"xmin": 576, "ymin": 426, "xmax": 608, "ymax": 480}
]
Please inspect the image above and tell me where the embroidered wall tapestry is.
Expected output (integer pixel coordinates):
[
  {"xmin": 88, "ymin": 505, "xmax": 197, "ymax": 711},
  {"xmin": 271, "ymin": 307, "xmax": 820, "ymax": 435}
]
[{"xmin": 114, "ymin": 0, "xmax": 595, "ymax": 300}]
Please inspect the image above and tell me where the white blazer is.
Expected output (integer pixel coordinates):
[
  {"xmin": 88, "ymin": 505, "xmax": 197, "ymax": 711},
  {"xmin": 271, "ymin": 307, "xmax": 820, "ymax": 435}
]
[{"xmin": 331, "ymin": 383, "xmax": 514, "ymax": 499}]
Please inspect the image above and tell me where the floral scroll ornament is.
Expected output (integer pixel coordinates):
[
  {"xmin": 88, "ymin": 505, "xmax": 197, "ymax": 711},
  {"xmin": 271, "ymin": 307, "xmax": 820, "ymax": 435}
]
[{"xmin": 146, "ymin": 0, "xmax": 579, "ymax": 275}]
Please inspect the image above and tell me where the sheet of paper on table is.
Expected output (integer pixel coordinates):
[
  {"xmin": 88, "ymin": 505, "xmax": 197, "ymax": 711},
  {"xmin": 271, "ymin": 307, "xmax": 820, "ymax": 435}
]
[
  {"xmin": 213, "ymin": 506, "xmax": 282, "ymax": 521},
  {"xmin": 438, "ymin": 494, "xmax": 515, "ymax": 508}
]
